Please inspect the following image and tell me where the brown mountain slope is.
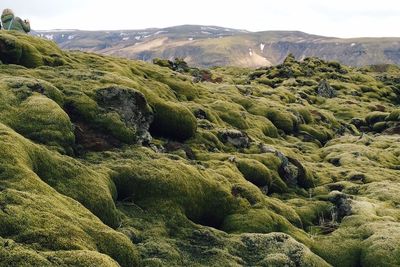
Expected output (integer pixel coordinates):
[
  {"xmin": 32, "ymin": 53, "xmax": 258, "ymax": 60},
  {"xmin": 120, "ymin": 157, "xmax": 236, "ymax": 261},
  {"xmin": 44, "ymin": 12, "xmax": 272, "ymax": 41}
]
[{"xmin": 35, "ymin": 25, "xmax": 400, "ymax": 67}]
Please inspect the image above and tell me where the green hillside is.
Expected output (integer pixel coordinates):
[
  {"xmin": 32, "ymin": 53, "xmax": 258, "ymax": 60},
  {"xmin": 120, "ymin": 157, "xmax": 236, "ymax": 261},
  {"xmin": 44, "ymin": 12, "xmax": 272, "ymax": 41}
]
[{"xmin": 1, "ymin": 31, "xmax": 400, "ymax": 266}]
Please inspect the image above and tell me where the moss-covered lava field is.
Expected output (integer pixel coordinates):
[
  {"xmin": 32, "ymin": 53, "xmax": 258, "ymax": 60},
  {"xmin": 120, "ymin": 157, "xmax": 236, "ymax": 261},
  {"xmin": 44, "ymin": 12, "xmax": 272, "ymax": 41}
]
[{"xmin": 1, "ymin": 31, "xmax": 400, "ymax": 266}]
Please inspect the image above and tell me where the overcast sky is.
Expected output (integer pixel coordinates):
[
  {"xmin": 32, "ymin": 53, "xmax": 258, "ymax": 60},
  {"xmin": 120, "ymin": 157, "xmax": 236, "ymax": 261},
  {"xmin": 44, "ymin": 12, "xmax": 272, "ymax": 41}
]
[{"xmin": 1, "ymin": 0, "xmax": 399, "ymax": 37}]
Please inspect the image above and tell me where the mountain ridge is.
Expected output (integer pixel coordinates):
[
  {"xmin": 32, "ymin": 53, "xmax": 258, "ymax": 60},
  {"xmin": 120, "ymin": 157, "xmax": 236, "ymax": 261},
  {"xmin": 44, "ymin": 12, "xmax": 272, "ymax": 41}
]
[{"xmin": 33, "ymin": 25, "xmax": 400, "ymax": 67}]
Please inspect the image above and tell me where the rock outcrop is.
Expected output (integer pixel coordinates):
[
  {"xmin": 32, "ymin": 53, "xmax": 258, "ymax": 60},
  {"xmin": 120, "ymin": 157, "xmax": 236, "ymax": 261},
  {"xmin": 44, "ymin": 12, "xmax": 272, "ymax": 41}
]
[
  {"xmin": 218, "ymin": 129, "xmax": 250, "ymax": 148},
  {"xmin": 317, "ymin": 79, "xmax": 336, "ymax": 98},
  {"xmin": 96, "ymin": 86, "xmax": 153, "ymax": 144}
]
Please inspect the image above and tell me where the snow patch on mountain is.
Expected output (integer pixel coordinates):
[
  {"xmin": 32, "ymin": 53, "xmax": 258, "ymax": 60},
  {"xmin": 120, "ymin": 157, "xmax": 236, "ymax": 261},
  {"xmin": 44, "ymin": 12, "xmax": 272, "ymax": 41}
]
[{"xmin": 154, "ymin": 31, "xmax": 168, "ymax": 35}]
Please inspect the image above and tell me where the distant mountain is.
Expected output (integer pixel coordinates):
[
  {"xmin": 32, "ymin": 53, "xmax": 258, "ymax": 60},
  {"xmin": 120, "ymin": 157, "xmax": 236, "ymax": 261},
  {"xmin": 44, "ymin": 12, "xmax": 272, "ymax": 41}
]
[{"xmin": 34, "ymin": 25, "xmax": 400, "ymax": 67}]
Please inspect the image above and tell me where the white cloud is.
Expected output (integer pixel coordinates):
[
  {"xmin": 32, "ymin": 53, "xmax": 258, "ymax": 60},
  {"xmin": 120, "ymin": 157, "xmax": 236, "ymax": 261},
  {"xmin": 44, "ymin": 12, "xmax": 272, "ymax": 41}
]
[{"xmin": 0, "ymin": 0, "xmax": 399, "ymax": 37}]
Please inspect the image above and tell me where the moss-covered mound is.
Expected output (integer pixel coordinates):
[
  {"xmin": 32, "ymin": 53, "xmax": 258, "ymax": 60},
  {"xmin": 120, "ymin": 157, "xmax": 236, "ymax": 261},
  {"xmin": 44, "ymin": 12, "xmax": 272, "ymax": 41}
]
[
  {"xmin": 1, "ymin": 32, "xmax": 400, "ymax": 266},
  {"xmin": 150, "ymin": 100, "xmax": 197, "ymax": 141},
  {"xmin": 0, "ymin": 32, "xmax": 66, "ymax": 67}
]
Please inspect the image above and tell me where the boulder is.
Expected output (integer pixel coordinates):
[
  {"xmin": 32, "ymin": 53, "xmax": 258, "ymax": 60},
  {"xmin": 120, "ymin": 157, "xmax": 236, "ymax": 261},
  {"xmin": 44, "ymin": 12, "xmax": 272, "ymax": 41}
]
[
  {"xmin": 259, "ymin": 145, "xmax": 314, "ymax": 189},
  {"xmin": 194, "ymin": 108, "xmax": 208, "ymax": 120},
  {"xmin": 282, "ymin": 155, "xmax": 314, "ymax": 189},
  {"xmin": 96, "ymin": 86, "xmax": 153, "ymax": 144},
  {"xmin": 317, "ymin": 79, "xmax": 336, "ymax": 98},
  {"xmin": 218, "ymin": 129, "xmax": 250, "ymax": 148},
  {"xmin": 328, "ymin": 191, "xmax": 352, "ymax": 222}
]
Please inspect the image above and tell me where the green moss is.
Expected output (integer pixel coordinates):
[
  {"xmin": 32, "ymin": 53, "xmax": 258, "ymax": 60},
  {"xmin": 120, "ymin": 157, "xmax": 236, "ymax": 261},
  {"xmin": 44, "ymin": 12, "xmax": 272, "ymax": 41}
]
[
  {"xmin": 64, "ymin": 92, "xmax": 98, "ymax": 121},
  {"xmin": 236, "ymin": 159, "xmax": 272, "ymax": 187},
  {"xmin": 266, "ymin": 109, "xmax": 297, "ymax": 134},
  {"xmin": 211, "ymin": 100, "xmax": 249, "ymax": 129},
  {"xmin": 110, "ymin": 152, "xmax": 238, "ymax": 228},
  {"xmin": 152, "ymin": 58, "xmax": 173, "ymax": 68},
  {"xmin": 0, "ymin": 124, "xmax": 139, "ymax": 266},
  {"xmin": 0, "ymin": 31, "xmax": 400, "ymax": 267},
  {"xmin": 261, "ymin": 121, "xmax": 279, "ymax": 138},
  {"xmin": 287, "ymin": 198, "xmax": 332, "ymax": 228},
  {"xmin": 2, "ymin": 77, "xmax": 64, "ymax": 105},
  {"xmin": 159, "ymin": 76, "xmax": 199, "ymax": 101},
  {"xmin": 365, "ymin": 111, "xmax": 390, "ymax": 125},
  {"xmin": 0, "ymin": 32, "xmax": 66, "ymax": 68},
  {"xmin": 222, "ymin": 208, "xmax": 290, "ymax": 233},
  {"xmin": 386, "ymin": 109, "xmax": 400, "ymax": 121},
  {"xmin": 150, "ymin": 100, "xmax": 197, "ymax": 140},
  {"xmin": 299, "ymin": 124, "xmax": 333, "ymax": 144},
  {"xmin": 293, "ymin": 107, "xmax": 314, "ymax": 124},
  {"xmin": 221, "ymin": 208, "xmax": 309, "ymax": 243},
  {"xmin": 8, "ymin": 95, "xmax": 74, "ymax": 154},
  {"xmin": 372, "ymin": 121, "xmax": 388, "ymax": 132}
]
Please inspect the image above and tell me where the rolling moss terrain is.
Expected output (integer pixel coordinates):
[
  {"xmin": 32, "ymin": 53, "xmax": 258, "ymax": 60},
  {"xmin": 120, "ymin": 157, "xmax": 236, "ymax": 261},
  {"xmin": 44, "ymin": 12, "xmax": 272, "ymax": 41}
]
[{"xmin": 0, "ymin": 31, "xmax": 400, "ymax": 266}]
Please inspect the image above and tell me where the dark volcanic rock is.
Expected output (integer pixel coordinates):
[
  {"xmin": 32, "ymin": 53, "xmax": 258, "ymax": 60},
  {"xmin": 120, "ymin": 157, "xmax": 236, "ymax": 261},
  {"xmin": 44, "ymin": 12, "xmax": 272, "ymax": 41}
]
[
  {"xmin": 317, "ymin": 79, "xmax": 336, "ymax": 98},
  {"xmin": 329, "ymin": 191, "xmax": 352, "ymax": 222},
  {"xmin": 74, "ymin": 121, "xmax": 122, "ymax": 152},
  {"xmin": 96, "ymin": 86, "xmax": 154, "ymax": 144},
  {"xmin": 277, "ymin": 152, "xmax": 299, "ymax": 187},
  {"xmin": 383, "ymin": 123, "xmax": 400, "ymax": 135},
  {"xmin": 259, "ymin": 144, "xmax": 313, "ymax": 189},
  {"xmin": 194, "ymin": 109, "xmax": 208, "ymax": 120},
  {"xmin": 350, "ymin": 118, "xmax": 367, "ymax": 128},
  {"xmin": 218, "ymin": 129, "xmax": 250, "ymax": 148}
]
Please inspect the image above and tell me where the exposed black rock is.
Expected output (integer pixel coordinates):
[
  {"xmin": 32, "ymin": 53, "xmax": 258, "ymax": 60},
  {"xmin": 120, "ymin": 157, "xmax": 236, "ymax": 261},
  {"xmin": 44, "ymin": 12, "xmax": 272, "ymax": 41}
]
[
  {"xmin": 329, "ymin": 191, "xmax": 352, "ymax": 222},
  {"xmin": 317, "ymin": 79, "xmax": 336, "ymax": 98},
  {"xmin": 218, "ymin": 129, "xmax": 250, "ymax": 148},
  {"xmin": 96, "ymin": 86, "xmax": 154, "ymax": 144}
]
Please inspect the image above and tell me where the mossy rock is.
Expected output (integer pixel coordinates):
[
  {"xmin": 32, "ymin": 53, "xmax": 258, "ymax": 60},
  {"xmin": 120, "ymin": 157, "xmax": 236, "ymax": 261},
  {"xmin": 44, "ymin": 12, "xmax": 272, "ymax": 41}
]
[
  {"xmin": 9, "ymin": 95, "xmax": 75, "ymax": 154},
  {"xmin": 160, "ymin": 77, "xmax": 199, "ymax": 101},
  {"xmin": 211, "ymin": 100, "xmax": 249, "ymax": 130},
  {"xmin": 153, "ymin": 58, "xmax": 173, "ymax": 68},
  {"xmin": 386, "ymin": 109, "xmax": 400, "ymax": 121},
  {"xmin": 0, "ymin": 33, "xmax": 42, "ymax": 67},
  {"xmin": 95, "ymin": 86, "xmax": 154, "ymax": 144},
  {"xmin": 298, "ymin": 124, "xmax": 333, "ymax": 144},
  {"xmin": 110, "ymin": 153, "xmax": 237, "ymax": 228},
  {"xmin": 236, "ymin": 159, "xmax": 272, "ymax": 187},
  {"xmin": 150, "ymin": 100, "xmax": 197, "ymax": 141},
  {"xmin": 293, "ymin": 107, "xmax": 314, "ymax": 124},
  {"xmin": 2, "ymin": 77, "xmax": 64, "ymax": 105},
  {"xmin": 372, "ymin": 121, "xmax": 388, "ymax": 132},
  {"xmin": 288, "ymin": 199, "xmax": 332, "ymax": 228},
  {"xmin": 221, "ymin": 208, "xmax": 295, "ymax": 235},
  {"xmin": 66, "ymin": 88, "xmax": 153, "ymax": 146},
  {"xmin": 365, "ymin": 111, "xmax": 390, "ymax": 125},
  {"xmin": 266, "ymin": 109, "xmax": 297, "ymax": 134},
  {"xmin": 0, "ymin": 32, "xmax": 66, "ymax": 68},
  {"xmin": 238, "ymin": 233, "xmax": 330, "ymax": 267},
  {"xmin": 0, "ymin": 124, "xmax": 139, "ymax": 266},
  {"xmin": 258, "ymin": 117, "xmax": 279, "ymax": 138}
]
